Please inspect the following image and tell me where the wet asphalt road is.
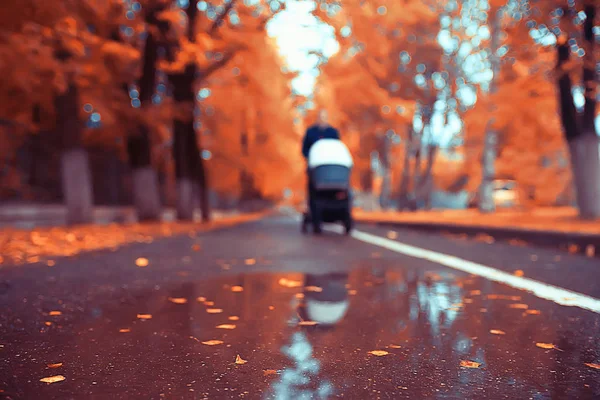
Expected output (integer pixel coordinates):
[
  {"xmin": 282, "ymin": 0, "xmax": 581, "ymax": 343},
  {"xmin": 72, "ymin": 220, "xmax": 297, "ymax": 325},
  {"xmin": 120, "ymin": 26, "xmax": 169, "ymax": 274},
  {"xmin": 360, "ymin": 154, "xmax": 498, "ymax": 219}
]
[{"xmin": 1, "ymin": 214, "xmax": 599, "ymax": 399}]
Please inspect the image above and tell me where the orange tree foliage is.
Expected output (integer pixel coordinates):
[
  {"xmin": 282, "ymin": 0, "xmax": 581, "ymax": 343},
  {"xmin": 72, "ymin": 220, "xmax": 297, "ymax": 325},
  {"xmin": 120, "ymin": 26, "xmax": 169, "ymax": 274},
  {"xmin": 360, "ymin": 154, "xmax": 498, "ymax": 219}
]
[{"xmin": 199, "ymin": 29, "xmax": 303, "ymax": 200}]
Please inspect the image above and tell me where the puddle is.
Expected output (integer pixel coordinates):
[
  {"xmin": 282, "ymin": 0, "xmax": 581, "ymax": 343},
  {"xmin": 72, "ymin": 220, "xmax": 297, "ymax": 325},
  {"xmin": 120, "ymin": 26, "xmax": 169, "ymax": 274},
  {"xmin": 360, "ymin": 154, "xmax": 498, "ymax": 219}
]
[{"xmin": 1, "ymin": 266, "xmax": 599, "ymax": 399}]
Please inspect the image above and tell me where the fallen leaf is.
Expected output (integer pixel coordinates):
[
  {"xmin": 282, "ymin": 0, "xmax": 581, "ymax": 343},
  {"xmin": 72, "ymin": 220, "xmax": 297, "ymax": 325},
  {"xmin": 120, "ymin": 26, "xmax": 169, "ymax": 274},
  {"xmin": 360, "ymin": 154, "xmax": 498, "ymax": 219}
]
[
  {"xmin": 487, "ymin": 294, "xmax": 521, "ymax": 301},
  {"xmin": 509, "ymin": 303, "xmax": 528, "ymax": 309},
  {"xmin": 480, "ymin": 308, "xmax": 488, "ymax": 313},
  {"xmin": 235, "ymin": 355, "xmax": 248, "ymax": 365},
  {"xmin": 585, "ymin": 245, "xmax": 595, "ymax": 257},
  {"xmin": 279, "ymin": 278, "xmax": 303, "ymax": 288},
  {"xmin": 245, "ymin": 258, "xmax": 256, "ymax": 265},
  {"xmin": 40, "ymin": 375, "xmax": 65, "ymax": 383},
  {"xmin": 168, "ymin": 297, "xmax": 188, "ymax": 304},
  {"xmin": 525, "ymin": 310, "xmax": 541, "ymax": 315},
  {"xmin": 460, "ymin": 360, "xmax": 481, "ymax": 368},
  {"xmin": 119, "ymin": 328, "xmax": 131, "ymax": 333},
  {"xmin": 196, "ymin": 296, "xmax": 207, "ymax": 303},
  {"xmin": 206, "ymin": 308, "xmax": 223, "ymax": 314},
  {"xmin": 201, "ymin": 340, "xmax": 224, "ymax": 346},
  {"xmin": 216, "ymin": 324, "xmax": 236, "ymax": 330},
  {"xmin": 535, "ymin": 343, "xmax": 555, "ymax": 350},
  {"xmin": 228, "ymin": 316, "xmax": 240, "ymax": 321},
  {"xmin": 264, "ymin": 369, "xmax": 278, "ymax": 376},
  {"xmin": 469, "ymin": 290, "xmax": 482, "ymax": 296},
  {"xmin": 49, "ymin": 311, "xmax": 62, "ymax": 316},
  {"xmin": 269, "ymin": 306, "xmax": 275, "ymax": 310},
  {"xmin": 44, "ymin": 321, "xmax": 52, "ymax": 326},
  {"xmin": 490, "ymin": 329, "xmax": 506, "ymax": 335},
  {"xmin": 298, "ymin": 321, "xmax": 318, "ymax": 326},
  {"xmin": 137, "ymin": 314, "xmax": 152, "ymax": 320},
  {"xmin": 369, "ymin": 350, "xmax": 390, "ymax": 356},
  {"xmin": 348, "ymin": 289, "xmax": 358, "ymax": 295},
  {"xmin": 513, "ymin": 269, "xmax": 524, "ymax": 277},
  {"xmin": 47, "ymin": 260, "xmax": 55, "ymax": 267},
  {"xmin": 389, "ymin": 345, "xmax": 402, "ymax": 349},
  {"xmin": 135, "ymin": 257, "xmax": 149, "ymax": 267},
  {"xmin": 47, "ymin": 363, "xmax": 63, "ymax": 368},
  {"xmin": 204, "ymin": 301, "xmax": 215, "ymax": 306},
  {"xmin": 304, "ymin": 286, "xmax": 323, "ymax": 292},
  {"xmin": 295, "ymin": 293, "xmax": 305, "ymax": 299},
  {"xmin": 464, "ymin": 298, "xmax": 473, "ymax": 304},
  {"xmin": 387, "ymin": 231, "xmax": 398, "ymax": 239},
  {"xmin": 192, "ymin": 244, "xmax": 201, "ymax": 251},
  {"xmin": 231, "ymin": 286, "xmax": 244, "ymax": 292},
  {"xmin": 585, "ymin": 363, "xmax": 600, "ymax": 370}
]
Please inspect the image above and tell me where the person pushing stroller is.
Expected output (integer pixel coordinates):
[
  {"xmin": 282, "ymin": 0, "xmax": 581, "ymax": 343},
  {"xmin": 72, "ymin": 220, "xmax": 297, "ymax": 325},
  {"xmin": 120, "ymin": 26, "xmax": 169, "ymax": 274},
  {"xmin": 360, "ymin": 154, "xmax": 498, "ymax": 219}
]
[{"xmin": 301, "ymin": 110, "xmax": 353, "ymax": 235}]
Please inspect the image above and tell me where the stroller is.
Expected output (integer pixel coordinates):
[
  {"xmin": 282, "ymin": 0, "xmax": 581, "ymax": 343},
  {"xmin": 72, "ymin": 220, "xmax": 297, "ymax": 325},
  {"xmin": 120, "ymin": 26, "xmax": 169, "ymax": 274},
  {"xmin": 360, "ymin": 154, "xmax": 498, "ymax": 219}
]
[{"xmin": 301, "ymin": 139, "xmax": 353, "ymax": 235}]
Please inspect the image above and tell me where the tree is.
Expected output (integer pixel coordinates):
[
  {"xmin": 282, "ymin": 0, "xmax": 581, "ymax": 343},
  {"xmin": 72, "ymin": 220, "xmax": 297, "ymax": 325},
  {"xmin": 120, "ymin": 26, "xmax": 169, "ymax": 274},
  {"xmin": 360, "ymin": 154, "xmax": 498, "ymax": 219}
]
[
  {"xmin": 556, "ymin": 2, "xmax": 599, "ymax": 218},
  {"xmin": 0, "ymin": 0, "xmax": 140, "ymax": 224}
]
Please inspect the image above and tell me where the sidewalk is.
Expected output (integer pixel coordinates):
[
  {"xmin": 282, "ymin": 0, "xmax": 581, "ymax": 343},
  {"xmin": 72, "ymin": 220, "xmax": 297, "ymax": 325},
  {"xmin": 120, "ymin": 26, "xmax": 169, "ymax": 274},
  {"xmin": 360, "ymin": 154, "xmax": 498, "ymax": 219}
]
[
  {"xmin": 354, "ymin": 207, "xmax": 600, "ymax": 256},
  {"xmin": 0, "ymin": 207, "xmax": 269, "ymax": 266}
]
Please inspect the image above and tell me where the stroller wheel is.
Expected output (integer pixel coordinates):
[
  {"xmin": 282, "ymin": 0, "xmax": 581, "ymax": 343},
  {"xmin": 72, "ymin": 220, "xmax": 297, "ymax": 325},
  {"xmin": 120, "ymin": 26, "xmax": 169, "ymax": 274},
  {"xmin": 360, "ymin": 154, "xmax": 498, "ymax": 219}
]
[
  {"xmin": 301, "ymin": 213, "xmax": 308, "ymax": 234},
  {"xmin": 343, "ymin": 216, "xmax": 353, "ymax": 235}
]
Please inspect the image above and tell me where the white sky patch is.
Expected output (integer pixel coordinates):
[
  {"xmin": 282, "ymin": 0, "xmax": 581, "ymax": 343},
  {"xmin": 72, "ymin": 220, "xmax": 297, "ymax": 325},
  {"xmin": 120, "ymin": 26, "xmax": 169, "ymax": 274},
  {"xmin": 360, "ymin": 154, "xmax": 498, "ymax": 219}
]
[{"xmin": 267, "ymin": 1, "xmax": 339, "ymax": 96}]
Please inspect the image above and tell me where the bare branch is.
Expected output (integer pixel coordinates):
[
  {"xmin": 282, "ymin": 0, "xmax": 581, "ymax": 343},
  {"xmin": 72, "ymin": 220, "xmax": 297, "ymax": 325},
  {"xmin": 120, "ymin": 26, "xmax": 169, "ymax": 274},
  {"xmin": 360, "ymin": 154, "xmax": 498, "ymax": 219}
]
[{"xmin": 209, "ymin": 0, "xmax": 238, "ymax": 35}]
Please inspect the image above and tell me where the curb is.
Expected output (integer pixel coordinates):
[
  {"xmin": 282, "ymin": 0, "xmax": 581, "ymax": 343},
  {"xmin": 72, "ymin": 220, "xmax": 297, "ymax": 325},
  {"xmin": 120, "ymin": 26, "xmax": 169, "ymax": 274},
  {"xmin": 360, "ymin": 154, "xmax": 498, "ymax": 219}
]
[{"xmin": 356, "ymin": 219, "xmax": 600, "ymax": 259}]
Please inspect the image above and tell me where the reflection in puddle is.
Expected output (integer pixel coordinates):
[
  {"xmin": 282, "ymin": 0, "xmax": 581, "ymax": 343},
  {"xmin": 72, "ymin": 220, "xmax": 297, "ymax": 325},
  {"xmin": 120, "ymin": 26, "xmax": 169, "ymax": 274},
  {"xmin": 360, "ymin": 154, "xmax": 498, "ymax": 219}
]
[
  {"xmin": 270, "ymin": 332, "xmax": 333, "ymax": 400},
  {"xmin": 4, "ymin": 265, "xmax": 599, "ymax": 399}
]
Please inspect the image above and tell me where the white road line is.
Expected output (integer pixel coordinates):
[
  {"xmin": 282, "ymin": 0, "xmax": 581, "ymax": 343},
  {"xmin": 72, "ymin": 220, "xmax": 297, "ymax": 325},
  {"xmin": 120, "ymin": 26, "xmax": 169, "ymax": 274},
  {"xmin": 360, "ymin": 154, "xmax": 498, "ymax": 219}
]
[{"xmin": 322, "ymin": 225, "xmax": 600, "ymax": 314}]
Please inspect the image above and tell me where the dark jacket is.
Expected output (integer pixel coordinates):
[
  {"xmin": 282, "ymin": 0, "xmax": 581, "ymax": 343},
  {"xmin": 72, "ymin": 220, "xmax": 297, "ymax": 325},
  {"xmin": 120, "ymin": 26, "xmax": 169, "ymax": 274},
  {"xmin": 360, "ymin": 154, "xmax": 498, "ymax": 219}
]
[{"xmin": 301, "ymin": 124, "xmax": 340, "ymax": 159}]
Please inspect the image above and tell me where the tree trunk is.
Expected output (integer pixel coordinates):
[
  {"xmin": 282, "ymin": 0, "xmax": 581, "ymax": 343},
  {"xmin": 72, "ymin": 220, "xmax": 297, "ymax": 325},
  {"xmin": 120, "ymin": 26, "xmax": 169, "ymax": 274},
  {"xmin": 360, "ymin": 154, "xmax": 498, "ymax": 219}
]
[
  {"xmin": 173, "ymin": 119, "xmax": 196, "ymax": 220},
  {"xmin": 127, "ymin": 30, "xmax": 162, "ymax": 221},
  {"xmin": 478, "ymin": 6, "xmax": 501, "ymax": 213},
  {"xmin": 557, "ymin": 3, "xmax": 600, "ymax": 219},
  {"xmin": 128, "ymin": 125, "xmax": 161, "ymax": 221},
  {"xmin": 378, "ymin": 134, "xmax": 391, "ymax": 209},
  {"xmin": 55, "ymin": 82, "xmax": 93, "ymax": 225},
  {"xmin": 397, "ymin": 127, "xmax": 413, "ymax": 210},
  {"xmin": 419, "ymin": 145, "xmax": 438, "ymax": 210}
]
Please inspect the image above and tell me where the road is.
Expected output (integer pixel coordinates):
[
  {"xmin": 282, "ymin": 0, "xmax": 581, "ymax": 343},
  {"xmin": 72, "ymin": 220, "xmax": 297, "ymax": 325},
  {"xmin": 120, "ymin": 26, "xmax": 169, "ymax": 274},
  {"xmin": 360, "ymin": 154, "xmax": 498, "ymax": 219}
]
[{"xmin": 1, "ymin": 213, "xmax": 599, "ymax": 399}]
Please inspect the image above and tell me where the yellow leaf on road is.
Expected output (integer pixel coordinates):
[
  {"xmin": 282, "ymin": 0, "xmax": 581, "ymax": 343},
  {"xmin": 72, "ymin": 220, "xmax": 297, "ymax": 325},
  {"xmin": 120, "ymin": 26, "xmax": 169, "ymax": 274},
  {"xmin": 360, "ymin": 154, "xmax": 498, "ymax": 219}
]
[
  {"xmin": 387, "ymin": 231, "xmax": 398, "ymax": 239},
  {"xmin": 469, "ymin": 290, "xmax": 482, "ymax": 296},
  {"xmin": 119, "ymin": 328, "xmax": 130, "ymax": 333},
  {"xmin": 490, "ymin": 329, "xmax": 506, "ymax": 335},
  {"xmin": 40, "ymin": 375, "xmax": 65, "ymax": 383},
  {"xmin": 525, "ymin": 310, "xmax": 541, "ymax": 315},
  {"xmin": 49, "ymin": 311, "xmax": 62, "ymax": 316},
  {"xmin": 192, "ymin": 244, "xmax": 201, "ymax": 251},
  {"xmin": 216, "ymin": 324, "xmax": 236, "ymax": 330},
  {"xmin": 279, "ymin": 278, "xmax": 302, "ymax": 288},
  {"xmin": 204, "ymin": 301, "xmax": 215, "ymax": 306},
  {"xmin": 228, "ymin": 316, "xmax": 240, "ymax": 321},
  {"xmin": 585, "ymin": 363, "xmax": 600, "ymax": 370},
  {"xmin": 196, "ymin": 296, "xmax": 206, "ymax": 303},
  {"xmin": 235, "ymin": 355, "xmax": 248, "ymax": 365},
  {"xmin": 231, "ymin": 286, "xmax": 244, "ymax": 292},
  {"xmin": 348, "ymin": 289, "xmax": 357, "ymax": 295},
  {"xmin": 245, "ymin": 258, "xmax": 256, "ymax": 265},
  {"xmin": 206, "ymin": 308, "xmax": 223, "ymax": 314},
  {"xmin": 460, "ymin": 360, "xmax": 481, "ymax": 368},
  {"xmin": 47, "ymin": 363, "xmax": 63, "ymax": 368},
  {"xmin": 298, "ymin": 320, "xmax": 318, "ymax": 326},
  {"xmin": 535, "ymin": 343, "xmax": 562, "ymax": 351},
  {"xmin": 201, "ymin": 340, "xmax": 223, "ymax": 346},
  {"xmin": 389, "ymin": 345, "xmax": 402, "ymax": 349},
  {"xmin": 509, "ymin": 303, "xmax": 528, "ymax": 309},
  {"xmin": 304, "ymin": 286, "xmax": 323, "ymax": 292},
  {"xmin": 137, "ymin": 314, "xmax": 152, "ymax": 320},
  {"xmin": 513, "ymin": 270, "xmax": 524, "ymax": 277},
  {"xmin": 369, "ymin": 350, "xmax": 390, "ymax": 356},
  {"xmin": 264, "ymin": 369, "xmax": 278, "ymax": 376},
  {"xmin": 135, "ymin": 257, "xmax": 149, "ymax": 267},
  {"xmin": 168, "ymin": 297, "xmax": 188, "ymax": 304}
]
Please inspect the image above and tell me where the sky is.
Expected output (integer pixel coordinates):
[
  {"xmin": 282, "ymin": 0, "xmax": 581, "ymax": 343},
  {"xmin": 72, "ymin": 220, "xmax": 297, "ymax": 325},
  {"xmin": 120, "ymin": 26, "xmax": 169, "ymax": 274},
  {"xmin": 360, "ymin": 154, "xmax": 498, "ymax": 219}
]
[{"xmin": 266, "ymin": 1, "xmax": 339, "ymax": 97}]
